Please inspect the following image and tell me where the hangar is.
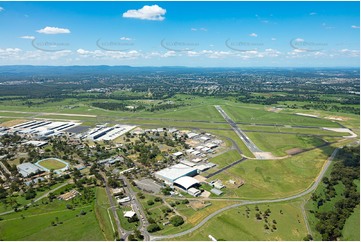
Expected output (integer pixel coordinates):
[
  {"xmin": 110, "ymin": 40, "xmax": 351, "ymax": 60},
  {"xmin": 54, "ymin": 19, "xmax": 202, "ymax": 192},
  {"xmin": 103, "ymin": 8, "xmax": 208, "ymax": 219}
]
[
  {"xmin": 174, "ymin": 176, "xmax": 200, "ymax": 190},
  {"xmin": 154, "ymin": 164, "xmax": 198, "ymax": 184}
]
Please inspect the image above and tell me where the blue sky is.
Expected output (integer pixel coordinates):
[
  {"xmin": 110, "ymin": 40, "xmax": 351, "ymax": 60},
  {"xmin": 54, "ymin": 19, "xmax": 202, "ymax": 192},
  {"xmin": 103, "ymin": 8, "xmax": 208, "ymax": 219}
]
[{"xmin": 0, "ymin": 1, "xmax": 359, "ymax": 67}]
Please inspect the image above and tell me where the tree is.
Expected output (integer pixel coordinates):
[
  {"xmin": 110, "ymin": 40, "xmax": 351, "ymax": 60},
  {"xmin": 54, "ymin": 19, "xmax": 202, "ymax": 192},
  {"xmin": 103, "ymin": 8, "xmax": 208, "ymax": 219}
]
[
  {"xmin": 303, "ymin": 234, "xmax": 313, "ymax": 241},
  {"xmin": 24, "ymin": 188, "xmax": 36, "ymax": 200},
  {"xmin": 147, "ymin": 224, "xmax": 160, "ymax": 233},
  {"xmin": 170, "ymin": 215, "xmax": 184, "ymax": 227},
  {"xmin": 127, "ymin": 234, "xmax": 136, "ymax": 241},
  {"xmin": 134, "ymin": 229, "xmax": 143, "ymax": 240},
  {"xmin": 147, "ymin": 200, "xmax": 154, "ymax": 206}
]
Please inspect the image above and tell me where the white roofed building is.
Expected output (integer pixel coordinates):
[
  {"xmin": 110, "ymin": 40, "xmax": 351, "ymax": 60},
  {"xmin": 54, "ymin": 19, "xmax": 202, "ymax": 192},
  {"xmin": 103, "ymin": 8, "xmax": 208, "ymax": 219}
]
[
  {"xmin": 174, "ymin": 176, "xmax": 200, "ymax": 190},
  {"xmin": 155, "ymin": 164, "xmax": 198, "ymax": 184}
]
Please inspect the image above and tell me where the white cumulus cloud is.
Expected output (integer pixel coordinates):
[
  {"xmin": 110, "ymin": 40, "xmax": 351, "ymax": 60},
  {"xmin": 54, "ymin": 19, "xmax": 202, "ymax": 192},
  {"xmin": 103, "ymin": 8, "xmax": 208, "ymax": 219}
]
[
  {"xmin": 36, "ymin": 26, "xmax": 71, "ymax": 34},
  {"xmin": 122, "ymin": 5, "xmax": 166, "ymax": 21},
  {"xmin": 120, "ymin": 37, "xmax": 132, "ymax": 41},
  {"xmin": 19, "ymin": 35, "xmax": 35, "ymax": 40},
  {"xmin": 249, "ymin": 33, "xmax": 258, "ymax": 37},
  {"xmin": 351, "ymin": 25, "xmax": 360, "ymax": 29},
  {"xmin": 0, "ymin": 6, "xmax": 4, "ymax": 12}
]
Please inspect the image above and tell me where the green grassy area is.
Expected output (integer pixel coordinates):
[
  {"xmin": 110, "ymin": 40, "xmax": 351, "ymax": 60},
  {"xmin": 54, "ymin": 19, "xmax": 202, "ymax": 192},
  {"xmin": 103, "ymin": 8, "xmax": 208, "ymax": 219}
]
[
  {"xmin": 0, "ymin": 182, "xmax": 68, "ymax": 214},
  {"xmin": 245, "ymin": 132, "xmax": 326, "ymax": 156},
  {"xmin": 37, "ymin": 159, "xmax": 67, "ymax": 170},
  {"xmin": 213, "ymin": 146, "xmax": 334, "ymax": 199},
  {"xmin": 174, "ymin": 201, "xmax": 308, "ymax": 241},
  {"xmin": 0, "ymin": 189, "xmax": 104, "ymax": 241},
  {"xmin": 342, "ymin": 204, "xmax": 360, "ymax": 241},
  {"xmin": 222, "ymin": 104, "xmax": 342, "ymax": 127},
  {"xmin": 239, "ymin": 124, "xmax": 349, "ymax": 136},
  {"xmin": 209, "ymin": 149, "xmax": 242, "ymax": 168},
  {"xmin": 116, "ymin": 206, "xmax": 139, "ymax": 231},
  {"xmin": 94, "ymin": 187, "xmax": 116, "ymax": 241}
]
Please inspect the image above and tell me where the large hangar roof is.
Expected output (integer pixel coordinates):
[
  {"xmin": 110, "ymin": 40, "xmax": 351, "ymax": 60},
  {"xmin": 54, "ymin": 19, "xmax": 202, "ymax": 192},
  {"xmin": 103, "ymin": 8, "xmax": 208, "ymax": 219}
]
[
  {"xmin": 155, "ymin": 164, "xmax": 197, "ymax": 182},
  {"xmin": 174, "ymin": 176, "xmax": 199, "ymax": 190}
]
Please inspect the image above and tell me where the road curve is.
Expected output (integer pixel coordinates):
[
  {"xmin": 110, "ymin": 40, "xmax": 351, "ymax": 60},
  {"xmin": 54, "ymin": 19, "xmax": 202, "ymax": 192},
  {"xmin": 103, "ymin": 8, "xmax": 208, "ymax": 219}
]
[{"xmin": 150, "ymin": 148, "xmax": 339, "ymax": 240}]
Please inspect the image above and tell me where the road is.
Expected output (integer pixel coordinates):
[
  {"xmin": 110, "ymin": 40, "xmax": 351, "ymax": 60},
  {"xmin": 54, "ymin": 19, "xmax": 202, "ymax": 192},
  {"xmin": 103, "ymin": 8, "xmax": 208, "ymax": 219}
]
[
  {"xmin": 0, "ymin": 182, "xmax": 69, "ymax": 216},
  {"xmin": 121, "ymin": 176, "xmax": 151, "ymax": 241},
  {"xmin": 206, "ymin": 157, "xmax": 247, "ymax": 178},
  {"xmin": 214, "ymin": 105, "xmax": 265, "ymax": 159},
  {"xmin": 150, "ymin": 148, "xmax": 339, "ymax": 240}
]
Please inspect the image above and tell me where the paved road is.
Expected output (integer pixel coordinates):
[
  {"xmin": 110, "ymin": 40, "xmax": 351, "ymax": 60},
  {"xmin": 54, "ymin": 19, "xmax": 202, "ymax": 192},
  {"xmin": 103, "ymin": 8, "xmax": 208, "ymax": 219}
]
[
  {"xmin": 0, "ymin": 182, "xmax": 69, "ymax": 216},
  {"xmin": 206, "ymin": 157, "xmax": 247, "ymax": 178},
  {"xmin": 150, "ymin": 148, "xmax": 339, "ymax": 240},
  {"xmin": 121, "ymin": 176, "xmax": 151, "ymax": 241}
]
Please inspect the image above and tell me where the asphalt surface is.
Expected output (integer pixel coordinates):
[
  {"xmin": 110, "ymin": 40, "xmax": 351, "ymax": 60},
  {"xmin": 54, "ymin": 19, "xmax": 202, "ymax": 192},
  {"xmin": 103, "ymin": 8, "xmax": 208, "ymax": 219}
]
[
  {"xmin": 150, "ymin": 148, "xmax": 339, "ymax": 240},
  {"xmin": 214, "ymin": 105, "xmax": 263, "ymax": 154}
]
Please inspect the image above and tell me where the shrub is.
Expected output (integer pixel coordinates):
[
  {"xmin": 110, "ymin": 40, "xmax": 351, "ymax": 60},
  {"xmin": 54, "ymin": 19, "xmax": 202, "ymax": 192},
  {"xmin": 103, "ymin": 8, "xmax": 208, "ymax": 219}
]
[
  {"xmin": 170, "ymin": 215, "xmax": 184, "ymax": 227},
  {"xmin": 147, "ymin": 224, "xmax": 160, "ymax": 233}
]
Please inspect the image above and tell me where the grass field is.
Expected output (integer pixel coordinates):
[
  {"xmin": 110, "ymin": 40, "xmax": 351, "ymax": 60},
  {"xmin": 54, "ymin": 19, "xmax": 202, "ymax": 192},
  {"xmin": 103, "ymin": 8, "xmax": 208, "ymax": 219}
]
[
  {"xmin": 342, "ymin": 205, "xmax": 360, "ymax": 241},
  {"xmin": 0, "ymin": 182, "xmax": 68, "ymax": 214},
  {"xmin": 222, "ymin": 104, "xmax": 342, "ymax": 128},
  {"xmin": 0, "ymin": 192, "xmax": 104, "ymax": 240},
  {"xmin": 209, "ymin": 149, "xmax": 242, "ymax": 169},
  {"xmin": 37, "ymin": 158, "xmax": 67, "ymax": 170},
  {"xmin": 94, "ymin": 187, "xmax": 116, "ymax": 241},
  {"xmin": 244, "ymin": 132, "xmax": 326, "ymax": 156},
  {"xmin": 174, "ymin": 201, "xmax": 308, "ymax": 241},
  {"xmin": 212, "ymin": 146, "xmax": 335, "ymax": 199}
]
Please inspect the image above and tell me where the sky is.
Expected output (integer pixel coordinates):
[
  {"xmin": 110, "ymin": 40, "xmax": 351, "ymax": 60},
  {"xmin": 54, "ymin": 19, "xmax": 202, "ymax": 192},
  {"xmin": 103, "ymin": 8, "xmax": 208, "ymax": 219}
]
[{"xmin": 0, "ymin": 1, "xmax": 359, "ymax": 67}]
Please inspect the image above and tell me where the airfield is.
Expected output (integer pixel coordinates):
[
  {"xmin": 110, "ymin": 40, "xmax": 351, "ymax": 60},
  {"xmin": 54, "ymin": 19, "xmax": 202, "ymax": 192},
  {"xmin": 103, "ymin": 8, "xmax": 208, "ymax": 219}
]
[{"xmin": 0, "ymin": 95, "xmax": 359, "ymax": 241}]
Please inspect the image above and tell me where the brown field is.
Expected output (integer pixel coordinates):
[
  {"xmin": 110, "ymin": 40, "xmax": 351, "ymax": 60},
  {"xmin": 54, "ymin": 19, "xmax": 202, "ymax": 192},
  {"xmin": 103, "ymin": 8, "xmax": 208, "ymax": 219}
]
[{"xmin": 0, "ymin": 119, "xmax": 28, "ymax": 127}]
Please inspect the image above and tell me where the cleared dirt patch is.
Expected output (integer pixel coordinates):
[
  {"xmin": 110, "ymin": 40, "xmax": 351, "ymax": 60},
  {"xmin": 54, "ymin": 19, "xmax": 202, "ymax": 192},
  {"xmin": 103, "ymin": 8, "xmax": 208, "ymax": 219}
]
[
  {"xmin": 286, "ymin": 148, "xmax": 303, "ymax": 155},
  {"xmin": 189, "ymin": 201, "xmax": 211, "ymax": 210},
  {"xmin": 324, "ymin": 115, "xmax": 350, "ymax": 121}
]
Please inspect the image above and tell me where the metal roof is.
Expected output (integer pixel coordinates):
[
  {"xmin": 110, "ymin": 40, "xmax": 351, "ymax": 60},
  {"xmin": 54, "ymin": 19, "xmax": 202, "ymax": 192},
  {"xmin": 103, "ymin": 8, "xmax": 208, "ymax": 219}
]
[{"xmin": 174, "ymin": 176, "xmax": 199, "ymax": 190}]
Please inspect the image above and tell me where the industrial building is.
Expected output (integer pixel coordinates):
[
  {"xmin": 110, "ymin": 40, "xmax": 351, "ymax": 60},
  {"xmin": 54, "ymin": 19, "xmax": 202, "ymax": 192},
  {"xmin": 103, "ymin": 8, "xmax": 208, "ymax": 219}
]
[
  {"xmin": 154, "ymin": 164, "xmax": 198, "ymax": 184},
  {"xmin": 17, "ymin": 162, "xmax": 44, "ymax": 177},
  {"xmin": 173, "ymin": 176, "xmax": 200, "ymax": 190},
  {"xmin": 12, "ymin": 120, "xmax": 81, "ymax": 138},
  {"xmin": 87, "ymin": 124, "xmax": 136, "ymax": 141}
]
